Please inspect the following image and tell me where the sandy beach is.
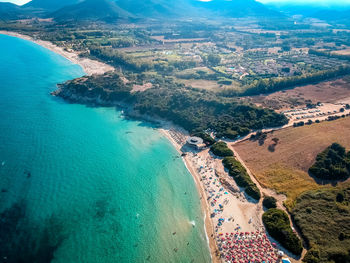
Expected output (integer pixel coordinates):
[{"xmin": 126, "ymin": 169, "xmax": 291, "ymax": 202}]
[
  {"xmin": 160, "ymin": 126, "xmax": 299, "ymax": 263},
  {"xmin": 0, "ymin": 31, "xmax": 114, "ymax": 76}
]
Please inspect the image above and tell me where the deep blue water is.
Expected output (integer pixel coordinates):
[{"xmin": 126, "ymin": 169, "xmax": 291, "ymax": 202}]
[{"xmin": 0, "ymin": 34, "xmax": 210, "ymax": 263}]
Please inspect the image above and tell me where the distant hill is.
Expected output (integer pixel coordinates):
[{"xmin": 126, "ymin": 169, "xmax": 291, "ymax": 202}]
[
  {"xmin": 50, "ymin": 0, "xmax": 133, "ymax": 22},
  {"xmin": 115, "ymin": 0, "xmax": 199, "ymax": 18},
  {"xmin": 0, "ymin": 2, "xmax": 31, "ymax": 20},
  {"xmin": 190, "ymin": 0, "xmax": 282, "ymax": 18},
  {"xmin": 5, "ymin": 0, "xmax": 284, "ymax": 22},
  {"xmin": 115, "ymin": 0, "xmax": 281, "ymax": 19},
  {"xmin": 115, "ymin": 0, "xmax": 173, "ymax": 18},
  {"xmin": 265, "ymin": 2, "xmax": 350, "ymax": 20},
  {"xmin": 313, "ymin": 9, "xmax": 350, "ymax": 22},
  {"xmin": 24, "ymin": 0, "xmax": 83, "ymax": 11}
]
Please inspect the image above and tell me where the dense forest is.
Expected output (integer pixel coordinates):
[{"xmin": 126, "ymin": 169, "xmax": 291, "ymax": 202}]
[
  {"xmin": 133, "ymin": 80, "xmax": 288, "ymax": 137},
  {"xmin": 223, "ymin": 65, "xmax": 350, "ymax": 97},
  {"xmin": 309, "ymin": 49, "xmax": 350, "ymax": 62},
  {"xmin": 309, "ymin": 143, "xmax": 350, "ymax": 180}
]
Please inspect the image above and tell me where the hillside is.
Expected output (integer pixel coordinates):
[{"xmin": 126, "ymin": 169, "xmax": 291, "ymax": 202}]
[
  {"xmin": 313, "ymin": 9, "xmax": 350, "ymax": 25},
  {"xmin": 40, "ymin": 0, "xmax": 283, "ymax": 21},
  {"xmin": 190, "ymin": 0, "xmax": 282, "ymax": 18},
  {"xmin": 24, "ymin": 0, "xmax": 83, "ymax": 11},
  {"xmin": 50, "ymin": 0, "xmax": 133, "ymax": 22},
  {"xmin": 115, "ymin": 0, "xmax": 195, "ymax": 18},
  {"xmin": 0, "ymin": 3, "xmax": 31, "ymax": 20}
]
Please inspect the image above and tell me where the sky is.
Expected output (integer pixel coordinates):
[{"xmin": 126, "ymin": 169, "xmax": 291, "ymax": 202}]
[
  {"xmin": 0, "ymin": 0, "xmax": 30, "ymax": 5},
  {"xmin": 1, "ymin": 0, "xmax": 350, "ymax": 6}
]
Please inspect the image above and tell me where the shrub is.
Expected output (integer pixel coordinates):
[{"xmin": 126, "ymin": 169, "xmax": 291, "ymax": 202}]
[
  {"xmin": 303, "ymin": 247, "xmax": 320, "ymax": 263},
  {"xmin": 210, "ymin": 142, "xmax": 234, "ymax": 157},
  {"xmin": 262, "ymin": 209, "xmax": 303, "ymax": 255},
  {"xmin": 336, "ymin": 192, "xmax": 345, "ymax": 203},
  {"xmin": 218, "ymin": 79, "xmax": 232, "ymax": 85},
  {"xmin": 293, "ymin": 188, "xmax": 350, "ymax": 262},
  {"xmin": 309, "ymin": 143, "xmax": 350, "ymax": 180},
  {"xmin": 222, "ymin": 157, "xmax": 261, "ymax": 200},
  {"xmin": 263, "ymin": 196, "xmax": 277, "ymax": 209}
]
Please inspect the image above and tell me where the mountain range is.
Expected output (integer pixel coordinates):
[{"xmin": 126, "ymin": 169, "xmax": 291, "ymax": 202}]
[
  {"xmin": 0, "ymin": 0, "xmax": 348, "ymax": 23},
  {"xmin": 24, "ymin": 0, "xmax": 83, "ymax": 11},
  {"xmin": 51, "ymin": 0, "xmax": 134, "ymax": 22},
  {"xmin": 0, "ymin": 0, "xmax": 282, "ymax": 22}
]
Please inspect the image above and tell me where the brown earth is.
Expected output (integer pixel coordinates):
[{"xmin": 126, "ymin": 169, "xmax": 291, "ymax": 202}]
[
  {"xmin": 249, "ymin": 77, "xmax": 350, "ymax": 110},
  {"xmin": 232, "ymin": 117, "xmax": 350, "ymax": 209}
]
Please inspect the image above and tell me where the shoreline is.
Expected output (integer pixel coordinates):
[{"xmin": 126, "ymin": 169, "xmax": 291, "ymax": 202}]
[
  {"xmin": 0, "ymin": 31, "xmax": 114, "ymax": 76},
  {"xmin": 159, "ymin": 128, "xmax": 221, "ymax": 263},
  {"xmin": 159, "ymin": 126, "xmax": 301, "ymax": 263},
  {"xmin": 0, "ymin": 31, "xmax": 220, "ymax": 261},
  {"xmin": 2, "ymin": 30, "xmax": 299, "ymax": 262}
]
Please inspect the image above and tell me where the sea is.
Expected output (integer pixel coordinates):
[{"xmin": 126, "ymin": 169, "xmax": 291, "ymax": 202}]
[{"xmin": 0, "ymin": 34, "xmax": 211, "ymax": 263}]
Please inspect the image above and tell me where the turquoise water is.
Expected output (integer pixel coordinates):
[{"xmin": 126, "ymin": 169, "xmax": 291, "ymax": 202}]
[{"xmin": 0, "ymin": 34, "xmax": 210, "ymax": 263}]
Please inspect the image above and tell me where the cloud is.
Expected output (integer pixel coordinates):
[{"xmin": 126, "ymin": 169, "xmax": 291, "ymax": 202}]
[{"xmin": 0, "ymin": 0, "xmax": 31, "ymax": 5}]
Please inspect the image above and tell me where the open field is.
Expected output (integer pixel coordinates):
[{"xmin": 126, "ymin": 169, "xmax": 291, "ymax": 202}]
[
  {"xmin": 232, "ymin": 117, "xmax": 350, "ymax": 209},
  {"xmin": 332, "ymin": 48, "xmax": 350, "ymax": 55},
  {"xmin": 176, "ymin": 78, "xmax": 222, "ymax": 91},
  {"xmin": 249, "ymin": 76, "xmax": 350, "ymax": 110},
  {"xmin": 150, "ymin": 35, "xmax": 207, "ymax": 43}
]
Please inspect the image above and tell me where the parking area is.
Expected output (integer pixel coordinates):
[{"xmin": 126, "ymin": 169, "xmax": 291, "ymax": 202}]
[{"xmin": 281, "ymin": 102, "xmax": 350, "ymax": 124}]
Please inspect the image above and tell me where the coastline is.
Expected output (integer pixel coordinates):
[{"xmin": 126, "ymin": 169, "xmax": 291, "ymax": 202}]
[
  {"xmin": 1, "ymin": 31, "xmax": 299, "ymax": 262},
  {"xmin": 159, "ymin": 127, "xmax": 221, "ymax": 263},
  {"xmin": 0, "ymin": 31, "xmax": 114, "ymax": 76},
  {"xmin": 1, "ymin": 31, "xmax": 220, "ymax": 262},
  {"xmin": 159, "ymin": 126, "xmax": 301, "ymax": 263}
]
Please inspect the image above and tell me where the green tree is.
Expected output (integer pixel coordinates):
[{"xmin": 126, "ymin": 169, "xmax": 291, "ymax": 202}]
[{"xmin": 207, "ymin": 54, "xmax": 221, "ymax": 66}]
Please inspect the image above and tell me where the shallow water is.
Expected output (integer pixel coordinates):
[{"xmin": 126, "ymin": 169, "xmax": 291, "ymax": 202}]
[{"xmin": 0, "ymin": 34, "xmax": 211, "ymax": 263}]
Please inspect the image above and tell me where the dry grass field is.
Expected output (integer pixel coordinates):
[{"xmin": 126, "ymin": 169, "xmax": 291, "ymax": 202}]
[
  {"xmin": 176, "ymin": 78, "xmax": 222, "ymax": 91},
  {"xmin": 249, "ymin": 76, "xmax": 350, "ymax": 110},
  {"xmin": 232, "ymin": 117, "xmax": 350, "ymax": 209},
  {"xmin": 332, "ymin": 48, "xmax": 350, "ymax": 55}
]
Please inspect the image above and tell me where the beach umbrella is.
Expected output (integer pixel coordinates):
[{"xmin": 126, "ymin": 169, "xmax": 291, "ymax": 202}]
[{"xmin": 282, "ymin": 258, "xmax": 292, "ymax": 263}]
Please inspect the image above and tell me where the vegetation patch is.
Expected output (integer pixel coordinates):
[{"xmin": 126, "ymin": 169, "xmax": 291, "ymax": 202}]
[
  {"xmin": 262, "ymin": 208, "xmax": 303, "ymax": 256},
  {"xmin": 263, "ymin": 196, "xmax": 277, "ymax": 209},
  {"xmin": 222, "ymin": 157, "xmax": 261, "ymax": 200},
  {"xmin": 239, "ymin": 65, "xmax": 350, "ymax": 96},
  {"xmin": 309, "ymin": 143, "xmax": 350, "ymax": 181},
  {"xmin": 56, "ymin": 73, "xmax": 288, "ymax": 139},
  {"xmin": 292, "ymin": 188, "xmax": 350, "ymax": 263},
  {"xmin": 210, "ymin": 142, "xmax": 234, "ymax": 157}
]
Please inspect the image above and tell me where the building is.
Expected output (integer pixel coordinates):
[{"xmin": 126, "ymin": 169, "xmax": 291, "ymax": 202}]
[{"xmin": 186, "ymin": 136, "xmax": 205, "ymax": 150}]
